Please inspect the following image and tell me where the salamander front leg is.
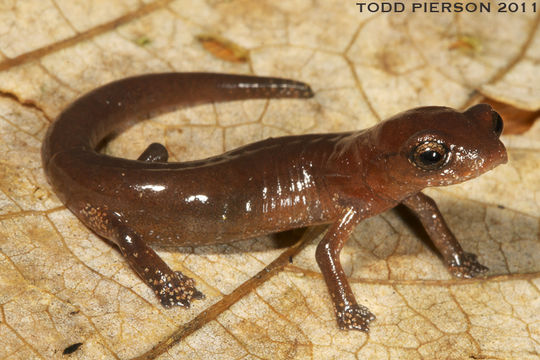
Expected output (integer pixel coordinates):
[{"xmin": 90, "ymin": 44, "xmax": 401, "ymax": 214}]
[
  {"xmin": 315, "ymin": 208, "xmax": 375, "ymax": 331},
  {"xmin": 115, "ymin": 225, "xmax": 204, "ymax": 307},
  {"xmin": 401, "ymin": 192, "xmax": 488, "ymax": 278},
  {"xmin": 137, "ymin": 142, "xmax": 169, "ymax": 162}
]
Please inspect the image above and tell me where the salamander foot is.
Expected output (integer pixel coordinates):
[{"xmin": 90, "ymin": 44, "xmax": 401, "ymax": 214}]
[
  {"xmin": 448, "ymin": 252, "xmax": 488, "ymax": 279},
  {"xmin": 158, "ymin": 271, "xmax": 205, "ymax": 308},
  {"xmin": 336, "ymin": 304, "xmax": 376, "ymax": 332}
]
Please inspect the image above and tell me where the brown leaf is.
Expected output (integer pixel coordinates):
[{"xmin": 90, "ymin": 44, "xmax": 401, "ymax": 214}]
[
  {"xmin": 0, "ymin": 1, "xmax": 538, "ymax": 359},
  {"xmin": 196, "ymin": 34, "xmax": 249, "ymax": 63}
]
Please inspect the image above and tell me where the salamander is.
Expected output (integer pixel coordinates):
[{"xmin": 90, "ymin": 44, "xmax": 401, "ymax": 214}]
[{"xmin": 42, "ymin": 73, "xmax": 507, "ymax": 331}]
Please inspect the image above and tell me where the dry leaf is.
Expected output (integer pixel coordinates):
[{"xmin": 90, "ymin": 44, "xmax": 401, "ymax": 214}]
[
  {"xmin": 196, "ymin": 34, "xmax": 249, "ymax": 63},
  {"xmin": 0, "ymin": 1, "xmax": 539, "ymax": 359}
]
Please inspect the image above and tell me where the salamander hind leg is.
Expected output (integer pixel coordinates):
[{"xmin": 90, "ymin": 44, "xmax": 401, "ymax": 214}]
[
  {"xmin": 115, "ymin": 224, "xmax": 204, "ymax": 307},
  {"xmin": 137, "ymin": 142, "xmax": 169, "ymax": 162}
]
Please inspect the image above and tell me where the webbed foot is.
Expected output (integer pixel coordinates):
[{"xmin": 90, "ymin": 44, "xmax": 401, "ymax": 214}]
[
  {"xmin": 336, "ymin": 304, "xmax": 376, "ymax": 332},
  {"xmin": 448, "ymin": 252, "xmax": 488, "ymax": 278},
  {"xmin": 114, "ymin": 224, "xmax": 204, "ymax": 308},
  {"xmin": 157, "ymin": 271, "xmax": 205, "ymax": 308}
]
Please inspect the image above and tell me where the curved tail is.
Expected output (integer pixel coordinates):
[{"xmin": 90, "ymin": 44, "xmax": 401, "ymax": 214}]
[{"xmin": 42, "ymin": 72, "xmax": 313, "ymax": 169}]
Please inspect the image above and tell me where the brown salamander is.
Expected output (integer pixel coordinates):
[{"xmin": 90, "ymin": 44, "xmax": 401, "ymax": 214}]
[{"xmin": 42, "ymin": 73, "xmax": 507, "ymax": 332}]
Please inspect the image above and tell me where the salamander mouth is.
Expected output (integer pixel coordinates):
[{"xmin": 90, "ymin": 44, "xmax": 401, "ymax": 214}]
[
  {"xmin": 432, "ymin": 138, "xmax": 508, "ymax": 187},
  {"xmin": 494, "ymin": 139, "xmax": 508, "ymax": 165},
  {"xmin": 471, "ymin": 139, "xmax": 508, "ymax": 178}
]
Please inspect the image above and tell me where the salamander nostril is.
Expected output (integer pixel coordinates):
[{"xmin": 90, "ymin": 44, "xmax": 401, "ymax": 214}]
[{"xmin": 492, "ymin": 110, "xmax": 503, "ymax": 137}]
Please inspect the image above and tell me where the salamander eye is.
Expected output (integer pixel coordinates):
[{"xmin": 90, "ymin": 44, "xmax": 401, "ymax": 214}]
[
  {"xmin": 410, "ymin": 141, "xmax": 449, "ymax": 171},
  {"xmin": 492, "ymin": 110, "xmax": 503, "ymax": 137}
]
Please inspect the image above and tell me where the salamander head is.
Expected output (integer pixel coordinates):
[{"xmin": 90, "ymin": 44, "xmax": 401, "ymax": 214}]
[{"xmin": 367, "ymin": 104, "xmax": 507, "ymax": 190}]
